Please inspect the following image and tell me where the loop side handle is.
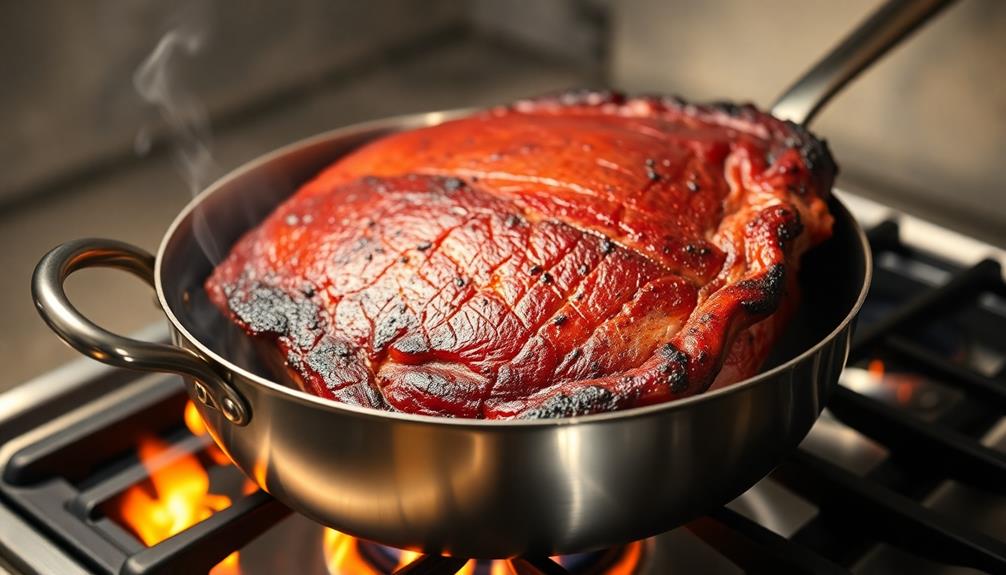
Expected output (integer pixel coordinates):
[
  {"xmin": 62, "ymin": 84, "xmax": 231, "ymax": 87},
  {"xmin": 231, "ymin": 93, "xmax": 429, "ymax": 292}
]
[{"xmin": 32, "ymin": 238, "xmax": 249, "ymax": 425}]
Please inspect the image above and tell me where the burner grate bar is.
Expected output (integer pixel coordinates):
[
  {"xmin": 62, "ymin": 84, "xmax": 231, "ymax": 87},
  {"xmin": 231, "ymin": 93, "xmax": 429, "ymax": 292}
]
[
  {"xmin": 864, "ymin": 220, "xmax": 904, "ymax": 254},
  {"xmin": 2, "ymin": 376, "xmax": 186, "ymax": 486},
  {"xmin": 850, "ymin": 258, "xmax": 1003, "ymax": 362},
  {"xmin": 67, "ymin": 432, "xmax": 211, "ymax": 520},
  {"xmin": 884, "ymin": 336, "xmax": 1006, "ymax": 409},
  {"xmin": 510, "ymin": 556, "xmax": 571, "ymax": 575},
  {"xmin": 687, "ymin": 507, "xmax": 848, "ymax": 574},
  {"xmin": 775, "ymin": 449, "xmax": 1006, "ymax": 573},
  {"xmin": 827, "ymin": 386, "xmax": 1006, "ymax": 493}
]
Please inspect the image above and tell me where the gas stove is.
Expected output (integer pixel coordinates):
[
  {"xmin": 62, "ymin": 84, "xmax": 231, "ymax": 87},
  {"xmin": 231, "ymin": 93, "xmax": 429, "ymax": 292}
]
[{"xmin": 1, "ymin": 191, "xmax": 1005, "ymax": 574}]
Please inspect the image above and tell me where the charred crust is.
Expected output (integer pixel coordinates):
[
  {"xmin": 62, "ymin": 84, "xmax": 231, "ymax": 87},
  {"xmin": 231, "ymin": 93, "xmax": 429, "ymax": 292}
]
[
  {"xmin": 520, "ymin": 386, "xmax": 618, "ymax": 419},
  {"xmin": 644, "ymin": 158, "xmax": 661, "ymax": 182},
  {"xmin": 340, "ymin": 381, "xmax": 387, "ymax": 410},
  {"xmin": 306, "ymin": 339, "xmax": 356, "ymax": 381},
  {"xmin": 660, "ymin": 342, "xmax": 688, "ymax": 365},
  {"xmin": 443, "ymin": 177, "xmax": 464, "ymax": 191},
  {"xmin": 660, "ymin": 94, "xmax": 688, "ymax": 108},
  {"xmin": 399, "ymin": 370, "xmax": 454, "ymax": 400},
  {"xmin": 504, "ymin": 213, "xmax": 523, "ymax": 228},
  {"xmin": 776, "ymin": 209, "xmax": 804, "ymax": 246},
  {"xmin": 710, "ymin": 100, "xmax": 745, "ymax": 118},
  {"xmin": 739, "ymin": 264, "xmax": 787, "ymax": 315},
  {"xmin": 392, "ymin": 334, "xmax": 430, "ymax": 355},
  {"xmin": 373, "ymin": 310, "xmax": 412, "ymax": 351},
  {"xmin": 779, "ymin": 127, "xmax": 837, "ymax": 196},
  {"xmin": 684, "ymin": 243, "xmax": 712, "ymax": 256},
  {"xmin": 600, "ymin": 237, "xmax": 616, "ymax": 255},
  {"xmin": 661, "ymin": 363, "xmax": 688, "ymax": 393},
  {"xmin": 659, "ymin": 343, "xmax": 689, "ymax": 393},
  {"xmin": 667, "ymin": 372, "xmax": 687, "ymax": 393},
  {"xmin": 227, "ymin": 282, "xmax": 321, "ymax": 350}
]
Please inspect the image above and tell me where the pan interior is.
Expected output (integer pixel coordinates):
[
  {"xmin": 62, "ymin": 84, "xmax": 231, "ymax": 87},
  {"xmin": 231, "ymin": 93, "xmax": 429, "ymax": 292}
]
[
  {"xmin": 762, "ymin": 200, "xmax": 866, "ymax": 370},
  {"xmin": 159, "ymin": 125, "xmax": 868, "ymax": 398}
]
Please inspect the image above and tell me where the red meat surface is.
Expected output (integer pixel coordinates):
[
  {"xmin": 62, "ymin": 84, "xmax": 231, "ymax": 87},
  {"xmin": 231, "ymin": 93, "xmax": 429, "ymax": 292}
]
[{"xmin": 206, "ymin": 92, "xmax": 835, "ymax": 418}]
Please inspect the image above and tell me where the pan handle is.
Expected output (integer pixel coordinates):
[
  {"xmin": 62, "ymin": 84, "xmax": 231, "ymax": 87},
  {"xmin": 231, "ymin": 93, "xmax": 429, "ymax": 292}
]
[
  {"xmin": 772, "ymin": 0, "xmax": 955, "ymax": 126},
  {"xmin": 32, "ymin": 238, "xmax": 249, "ymax": 425}
]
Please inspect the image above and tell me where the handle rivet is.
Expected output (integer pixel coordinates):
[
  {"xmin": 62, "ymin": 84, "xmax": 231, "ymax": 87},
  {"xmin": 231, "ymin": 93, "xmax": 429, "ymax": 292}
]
[
  {"xmin": 222, "ymin": 397, "xmax": 242, "ymax": 423},
  {"xmin": 194, "ymin": 382, "xmax": 209, "ymax": 404}
]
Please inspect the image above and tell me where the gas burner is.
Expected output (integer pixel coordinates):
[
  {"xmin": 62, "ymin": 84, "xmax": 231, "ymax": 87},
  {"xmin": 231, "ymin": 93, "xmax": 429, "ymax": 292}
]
[
  {"xmin": 345, "ymin": 538, "xmax": 642, "ymax": 575},
  {"xmin": 841, "ymin": 359, "xmax": 960, "ymax": 419}
]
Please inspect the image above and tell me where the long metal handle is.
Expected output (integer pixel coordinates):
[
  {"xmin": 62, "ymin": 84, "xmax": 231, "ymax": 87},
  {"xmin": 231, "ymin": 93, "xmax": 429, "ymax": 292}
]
[
  {"xmin": 772, "ymin": 0, "xmax": 955, "ymax": 126},
  {"xmin": 32, "ymin": 238, "xmax": 249, "ymax": 425}
]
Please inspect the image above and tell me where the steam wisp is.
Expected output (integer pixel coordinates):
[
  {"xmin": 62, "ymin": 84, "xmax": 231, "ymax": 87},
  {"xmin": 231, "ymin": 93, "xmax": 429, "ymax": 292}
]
[{"xmin": 134, "ymin": 17, "xmax": 223, "ymax": 263}]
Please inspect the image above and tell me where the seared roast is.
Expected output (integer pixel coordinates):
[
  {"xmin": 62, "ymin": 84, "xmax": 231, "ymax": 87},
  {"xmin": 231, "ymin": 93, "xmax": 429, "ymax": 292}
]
[{"xmin": 206, "ymin": 92, "xmax": 835, "ymax": 418}]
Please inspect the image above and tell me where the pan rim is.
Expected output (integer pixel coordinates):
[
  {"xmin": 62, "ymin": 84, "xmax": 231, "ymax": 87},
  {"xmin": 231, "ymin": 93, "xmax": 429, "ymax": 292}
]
[{"xmin": 155, "ymin": 109, "xmax": 873, "ymax": 429}]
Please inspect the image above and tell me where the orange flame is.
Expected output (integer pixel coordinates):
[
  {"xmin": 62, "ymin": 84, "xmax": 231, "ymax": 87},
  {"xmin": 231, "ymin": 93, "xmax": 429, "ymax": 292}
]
[
  {"xmin": 866, "ymin": 359, "xmax": 917, "ymax": 404},
  {"xmin": 605, "ymin": 540, "xmax": 644, "ymax": 575},
  {"xmin": 868, "ymin": 358, "xmax": 885, "ymax": 379},
  {"xmin": 491, "ymin": 561, "xmax": 516, "ymax": 575},
  {"xmin": 322, "ymin": 529, "xmax": 383, "ymax": 574},
  {"xmin": 115, "ymin": 430, "xmax": 238, "ymax": 572},
  {"xmin": 322, "ymin": 530, "xmax": 643, "ymax": 574},
  {"xmin": 394, "ymin": 550, "xmax": 477, "ymax": 574},
  {"xmin": 184, "ymin": 401, "xmax": 234, "ymax": 467},
  {"xmin": 184, "ymin": 400, "xmax": 208, "ymax": 435},
  {"xmin": 396, "ymin": 549, "xmax": 423, "ymax": 570}
]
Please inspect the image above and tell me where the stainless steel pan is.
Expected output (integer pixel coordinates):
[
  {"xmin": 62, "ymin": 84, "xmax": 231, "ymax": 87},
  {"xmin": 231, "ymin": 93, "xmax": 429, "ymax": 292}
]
[{"xmin": 31, "ymin": 0, "xmax": 950, "ymax": 559}]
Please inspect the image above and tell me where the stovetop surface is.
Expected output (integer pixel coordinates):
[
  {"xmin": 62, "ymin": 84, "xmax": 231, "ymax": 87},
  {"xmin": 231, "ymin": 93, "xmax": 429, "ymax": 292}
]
[{"xmin": 1, "ymin": 196, "xmax": 1005, "ymax": 574}]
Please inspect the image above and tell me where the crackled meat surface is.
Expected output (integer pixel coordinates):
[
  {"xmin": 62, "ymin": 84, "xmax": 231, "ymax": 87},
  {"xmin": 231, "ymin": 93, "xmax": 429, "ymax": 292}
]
[{"xmin": 206, "ymin": 92, "xmax": 835, "ymax": 418}]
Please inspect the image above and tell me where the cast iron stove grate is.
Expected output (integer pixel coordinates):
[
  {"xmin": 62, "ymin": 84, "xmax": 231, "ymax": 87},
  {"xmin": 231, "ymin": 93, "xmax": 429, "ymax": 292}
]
[{"xmin": 2, "ymin": 220, "xmax": 1005, "ymax": 574}]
